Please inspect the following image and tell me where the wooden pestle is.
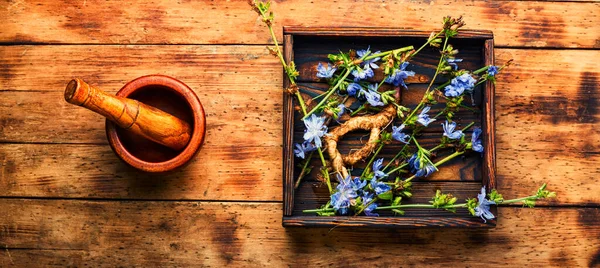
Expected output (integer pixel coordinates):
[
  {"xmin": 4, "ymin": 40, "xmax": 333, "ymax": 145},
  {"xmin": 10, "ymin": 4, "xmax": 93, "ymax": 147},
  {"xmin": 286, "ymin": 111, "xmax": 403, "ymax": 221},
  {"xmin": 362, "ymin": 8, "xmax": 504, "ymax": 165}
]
[{"xmin": 64, "ymin": 78, "xmax": 192, "ymax": 151}]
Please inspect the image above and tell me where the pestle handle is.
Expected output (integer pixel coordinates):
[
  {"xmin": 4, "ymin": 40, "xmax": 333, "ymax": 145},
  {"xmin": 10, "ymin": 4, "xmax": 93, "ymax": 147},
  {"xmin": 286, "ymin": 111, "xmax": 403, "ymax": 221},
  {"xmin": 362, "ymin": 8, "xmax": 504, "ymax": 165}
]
[{"xmin": 64, "ymin": 78, "xmax": 192, "ymax": 151}]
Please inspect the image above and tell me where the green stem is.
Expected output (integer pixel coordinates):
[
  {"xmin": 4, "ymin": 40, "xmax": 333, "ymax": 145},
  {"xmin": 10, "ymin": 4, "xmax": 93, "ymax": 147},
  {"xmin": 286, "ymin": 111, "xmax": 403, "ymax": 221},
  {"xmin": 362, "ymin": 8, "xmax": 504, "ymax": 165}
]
[
  {"xmin": 303, "ymin": 207, "xmax": 335, "ymax": 213},
  {"xmin": 363, "ymin": 46, "xmax": 414, "ymax": 61},
  {"xmin": 361, "ymin": 142, "xmax": 385, "ymax": 178},
  {"xmin": 376, "ymin": 203, "xmax": 467, "ymax": 210},
  {"xmin": 501, "ymin": 195, "xmax": 538, "ymax": 205},
  {"xmin": 302, "ymin": 68, "xmax": 351, "ymax": 120},
  {"xmin": 294, "ymin": 91, "xmax": 308, "ymax": 115},
  {"xmin": 428, "ymin": 144, "xmax": 445, "ymax": 154},
  {"xmin": 386, "ymin": 163, "xmax": 409, "ymax": 176},
  {"xmin": 383, "ymin": 143, "xmax": 410, "ymax": 171},
  {"xmin": 433, "ymin": 150, "xmax": 464, "ymax": 168},
  {"xmin": 402, "ymin": 36, "xmax": 450, "ymax": 125},
  {"xmin": 472, "ymin": 65, "xmax": 489, "ymax": 75},
  {"xmin": 294, "ymin": 151, "xmax": 314, "ymax": 189},
  {"xmin": 317, "ymin": 147, "xmax": 332, "ymax": 193},
  {"xmin": 411, "ymin": 30, "xmax": 444, "ymax": 58},
  {"xmin": 461, "ymin": 122, "xmax": 475, "ymax": 132},
  {"xmin": 351, "ymin": 104, "xmax": 366, "ymax": 116},
  {"xmin": 404, "ymin": 150, "xmax": 464, "ymax": 183}
]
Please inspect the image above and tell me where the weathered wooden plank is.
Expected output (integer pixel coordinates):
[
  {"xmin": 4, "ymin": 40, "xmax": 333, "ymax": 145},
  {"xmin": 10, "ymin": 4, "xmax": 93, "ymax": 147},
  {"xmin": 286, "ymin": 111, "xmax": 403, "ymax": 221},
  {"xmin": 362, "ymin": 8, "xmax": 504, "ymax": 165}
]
[
  {"xmin": 0, "ymin": 46, "xmax": 599, "ymax": 203},
  {"xmin": 0, "ymin": 144, "xmax": 281, "ymax": 201},
  {"xmin": 0, "ymin": 45, "xmax": 283, "ymax": 147},
  {"xmin": 2, "ymin": 46, "xmax": 598, "ymax": 148},
  {"xmin": 0, "ymin": 200, "xmax": 598, "ymax": 267},
  {"xmin": 1, "ymin": 1, "xmax": 599, "ymax": 48}
]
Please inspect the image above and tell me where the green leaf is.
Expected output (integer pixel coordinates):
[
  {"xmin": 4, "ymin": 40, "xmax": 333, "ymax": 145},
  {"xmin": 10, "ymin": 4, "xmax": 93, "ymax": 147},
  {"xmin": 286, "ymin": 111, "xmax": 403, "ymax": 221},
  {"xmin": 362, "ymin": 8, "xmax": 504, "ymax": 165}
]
[
  {"xmin": 378, "ymin": 191, "xmax": 393, "ymax": 200},
  {"xmin": 392, "ymin": 209, "xmax": 405, "ymax": 215}
]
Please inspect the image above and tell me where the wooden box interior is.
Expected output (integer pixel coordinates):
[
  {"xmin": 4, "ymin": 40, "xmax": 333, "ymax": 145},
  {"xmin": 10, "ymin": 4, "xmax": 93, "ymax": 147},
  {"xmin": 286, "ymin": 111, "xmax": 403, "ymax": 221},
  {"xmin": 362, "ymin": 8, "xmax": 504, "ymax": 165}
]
[{"xmin": 283, "ymin": 27, "xmax": 496, "ymax": 228}]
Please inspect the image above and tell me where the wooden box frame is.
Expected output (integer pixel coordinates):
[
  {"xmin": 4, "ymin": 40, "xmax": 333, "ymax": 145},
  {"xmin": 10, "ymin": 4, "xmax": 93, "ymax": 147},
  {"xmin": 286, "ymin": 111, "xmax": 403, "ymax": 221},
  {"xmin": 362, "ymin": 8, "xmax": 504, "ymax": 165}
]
[{"xmin": 282, "ymin": 27, "xmax": 496, "ymax": 228}]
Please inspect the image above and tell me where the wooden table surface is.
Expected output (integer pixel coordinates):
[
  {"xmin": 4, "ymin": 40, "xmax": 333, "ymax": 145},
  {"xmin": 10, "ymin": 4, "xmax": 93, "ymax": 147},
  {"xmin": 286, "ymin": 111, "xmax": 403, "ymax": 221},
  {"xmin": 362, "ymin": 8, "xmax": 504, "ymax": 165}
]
[{"xmin": 1, "ymin": 0, "xmax": 599, "ymax": 267}]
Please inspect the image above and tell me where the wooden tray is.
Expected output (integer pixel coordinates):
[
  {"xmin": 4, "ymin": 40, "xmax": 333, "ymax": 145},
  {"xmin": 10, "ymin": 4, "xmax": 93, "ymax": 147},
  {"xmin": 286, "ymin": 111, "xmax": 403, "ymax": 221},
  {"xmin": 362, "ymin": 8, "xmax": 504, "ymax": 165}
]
[{"xmin": 282, "ymin": 27, "xmax": 496, "ymax": 228}]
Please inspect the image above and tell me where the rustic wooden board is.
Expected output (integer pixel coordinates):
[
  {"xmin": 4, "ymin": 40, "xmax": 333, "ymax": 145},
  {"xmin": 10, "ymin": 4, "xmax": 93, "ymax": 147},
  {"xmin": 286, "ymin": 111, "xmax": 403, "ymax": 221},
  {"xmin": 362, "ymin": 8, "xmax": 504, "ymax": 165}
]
[
  {"xmin": 0, "ymin": 46, "xmax": 598, "ymax": 204},
  {"xmin": 0, "ymin": 0, "xmax": 598, "ymax": 265},
  {"xmin": 0, "ymin": 200, "xmax": 598, "ymax": 267},
  {"xmin": 1, "ymin": 1, "xmax": 599, "ymax": 48}
]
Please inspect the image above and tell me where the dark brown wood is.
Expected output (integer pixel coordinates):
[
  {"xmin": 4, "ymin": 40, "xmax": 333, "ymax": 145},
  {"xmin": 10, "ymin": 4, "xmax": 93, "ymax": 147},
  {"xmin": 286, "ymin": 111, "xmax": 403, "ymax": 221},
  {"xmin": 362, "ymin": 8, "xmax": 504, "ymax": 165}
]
[
  {"xmin": 483, "ymin": 39, "xmax": 497, "ymax": 191},
  {"xmin": 105, "ymin": 75, "xmax": 206, "ymax": 173},
  {"xmin": 64, "ymin": 78, "xmax": 192, "ymax": 151},
  {"xmin": 282, "ymin": 27, "xmax": 495, "ymax": 227},
  {"xmin": 284, "ymin": 27, "xmax": 494, "ymax": 39},
  {"xmin": 283, "ymin": 34, "xmax": 295, "ymax": 216}
]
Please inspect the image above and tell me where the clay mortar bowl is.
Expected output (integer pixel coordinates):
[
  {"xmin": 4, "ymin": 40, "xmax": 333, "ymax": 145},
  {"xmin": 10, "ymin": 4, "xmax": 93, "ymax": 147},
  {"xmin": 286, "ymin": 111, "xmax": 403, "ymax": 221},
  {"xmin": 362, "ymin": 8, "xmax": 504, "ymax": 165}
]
[{"xmin": 106, "ymin": 75, "xmax": 205, "ymax": 172}]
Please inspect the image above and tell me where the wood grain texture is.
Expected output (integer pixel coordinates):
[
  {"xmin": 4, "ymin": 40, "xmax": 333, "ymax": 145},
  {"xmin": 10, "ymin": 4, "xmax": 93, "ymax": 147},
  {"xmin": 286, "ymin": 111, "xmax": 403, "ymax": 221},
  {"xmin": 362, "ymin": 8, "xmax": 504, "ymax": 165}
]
[
  {"xmin": 0, "ymin": 143, "xmax": 281, "ymax": 201},
  {"xmin": 0, "ymin": 200, "xmax": 598, "ymax": 267},
  {"xmin": 1, "ymin": 0, "xmax": 599, "ymax": 48},
  {"xmin": 0, "ymin": 46, "xmax": 598, "ymax": 204}
]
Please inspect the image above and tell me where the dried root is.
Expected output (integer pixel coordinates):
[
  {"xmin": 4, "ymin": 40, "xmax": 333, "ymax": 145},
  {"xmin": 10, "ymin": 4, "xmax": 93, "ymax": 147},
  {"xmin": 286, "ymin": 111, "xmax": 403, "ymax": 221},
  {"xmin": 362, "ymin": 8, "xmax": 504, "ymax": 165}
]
[{"xmin": 325, "ymin": 104, "xmax": 396, "ymax": 177}]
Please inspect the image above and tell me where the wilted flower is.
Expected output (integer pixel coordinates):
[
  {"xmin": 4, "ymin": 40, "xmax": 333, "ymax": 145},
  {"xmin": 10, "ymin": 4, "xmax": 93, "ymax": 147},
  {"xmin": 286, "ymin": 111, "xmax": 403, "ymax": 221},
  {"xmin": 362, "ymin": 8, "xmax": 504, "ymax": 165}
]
[
  {"xmin": 474, "ymin": 186, "xmax": 496, "ymax": 222},
  {"xmin": 370, "ymin": 178, "xmax": 391, "ymax": 195},
  {"xmin": 316, "ymin": 62, "xmax": 337, "ymax": 79},
  {"xmin": 303, "ymin": 114, "xmax": 327, "ymax": 148},
  {"xmin": 362, "ymin": 192, "xmax": 379, "ymax": 216},
  {"xmin": 471, "ymin": 127, "xmax": 484, "ymax": 153},
  {"xmin": 392, "ymin": 124, "xmax": 410, "ymax": 143},
  {"xmin": 385, "ymin": 62, "xmax": 415, "ymax": 88},
  {"xmin": 347, "ymin": 82, "xmax": 362, "ymax": 97},
  {"xmin": 442, "ymin": 120, "xmax": 464, "ymax": 140},
  {"xmin": 416, "ymin": 106, "xmax": 436, "ymax": 127},
  {"xmin": 357, "ymin": 46, "xmax": 381, "ymax": 69},
  {"xmin": 444, "ymin": 73, "xmax": 477, "ymax": 97},
  {"xmin": 293, "ymin": 141, "xmax": 316, "ymax": 159},
  {"xmin": 352, "ymin": 65, "xmax": 375, "ymax": 81}
]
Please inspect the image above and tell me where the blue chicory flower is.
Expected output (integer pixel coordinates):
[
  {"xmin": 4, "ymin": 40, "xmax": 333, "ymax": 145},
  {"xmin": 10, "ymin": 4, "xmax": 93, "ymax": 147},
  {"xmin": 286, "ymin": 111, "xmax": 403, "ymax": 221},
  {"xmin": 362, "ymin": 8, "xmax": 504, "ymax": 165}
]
[
  {"xmin": 316, "ymin": 62, "xmax": 337, "ymax": 79},
  {"xmin": 362, "ymin": 192, "xmax": 379, "ymax": 217},
  {"xmin": 444, "ymin": 73, "xmax": 477, "ymax": 97},
  {"xmin": 330, "ymin": 174, "xmax": 364, "ymax": 215},
  {"xmin": 475, "ymin": 186, "xmax": 496, "ymax": 222},
  {"xmin": 407, "ymin": 153, "xmax": 437, "ymax": 178},
  {"xmin": 392, "ymin": 124, "xmax": 410, "ymax": 144},
  {"xmin": 416, "ymin": 106, "xmax": 436, "ymax": 127},
  {"xmin": 471, "ymin": 127, "xmax": 484, "ymax": 153},
  {"xmin": 447, "ymin": 58, "xmax": 463, "ymax": 70},
  {"xmin": 360, "ymin": 89, "xmax": 385, "ymax": 107},
  {"xmin": 372, "ymin": 158, "xmax": 387, "ymax": 179},
  {"xmin": 346, "ymin": 82, "xmax": 362, "ymax": 97},
  {"xmin": 442, "ymin": 120, "xmax": 464, "ymax": 140},
  {"xmin": 487, "ymin": 65, "xmax": 499, "ymax": 77},
  {"xmin": 351, "ymin": 65, "xmax": 375, "ymax": 81},
  {"xmin": 370, "ymin": 178, "xmax": 391, "ymax": 195},
  {"xmin": 385, "ymin": 62, "xmax": 415, "ymax": 88},
  {"xmin": 293, "ymin": 141, "xmax": 316, "ymax": 159},
  {"xmin": 356, "ymin": 46, "xmax": 381, "ymax": 70},
  {"xmin": 303, "ymin": 114, "xmax": 327, "ymax": 148}
]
